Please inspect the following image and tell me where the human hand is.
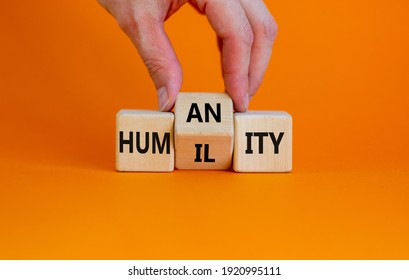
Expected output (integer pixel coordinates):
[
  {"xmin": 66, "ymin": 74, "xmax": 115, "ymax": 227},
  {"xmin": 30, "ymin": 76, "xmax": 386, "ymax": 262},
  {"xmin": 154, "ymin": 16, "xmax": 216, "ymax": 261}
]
[{"xmin": 98, "ymin": 0, "xmax": 277, "ymax": 112}]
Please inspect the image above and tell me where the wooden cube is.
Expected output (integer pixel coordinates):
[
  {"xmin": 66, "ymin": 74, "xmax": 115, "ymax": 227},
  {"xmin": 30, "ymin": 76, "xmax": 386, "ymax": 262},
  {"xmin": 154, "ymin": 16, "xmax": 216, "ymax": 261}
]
[
  {"xmin": 233, "ymin": 111, "xmax": 292, "ymax": 172},
  {"xmin": 116, "ymin": 110, "xmax": 174, "ymax": 172},
  {"xmin": 174, "ymin": 93, "xmax": 234, "ymax": 170}
]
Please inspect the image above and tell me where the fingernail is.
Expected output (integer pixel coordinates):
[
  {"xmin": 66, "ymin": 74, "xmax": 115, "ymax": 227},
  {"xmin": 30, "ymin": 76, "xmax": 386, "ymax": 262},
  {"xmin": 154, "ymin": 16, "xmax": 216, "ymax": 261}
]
[
  {"xmin": 244, "ymin": 94, "xmax": 249, "ymax": 111},
  {"xmin": 157, "ymin": 87, "xmax": 169, "ymax": 111}
]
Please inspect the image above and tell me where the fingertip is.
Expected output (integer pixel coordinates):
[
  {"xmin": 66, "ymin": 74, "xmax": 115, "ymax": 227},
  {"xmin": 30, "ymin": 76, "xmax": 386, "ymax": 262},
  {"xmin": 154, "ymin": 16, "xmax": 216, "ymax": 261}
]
[
  {"xmin": 156, "ymin": 66, "xmax": 182, "ymax": 112},
  {"xmin": 232, "ymin": 93, "xmax": 249, "ymax": 112},
  {"xmin": 165, "ymin": 67, "xmax": 183, "ymax": 112},
  {"xmin": 157, "ymin": 87, "xmax": 180, "ymax": 112},
  {"xmin": 160, "ymin": 99, "xmax": 173, "ymax": 112},
  {"xmin": 157, "ymin": 87, "xmax": 170, "ymax": 111}
]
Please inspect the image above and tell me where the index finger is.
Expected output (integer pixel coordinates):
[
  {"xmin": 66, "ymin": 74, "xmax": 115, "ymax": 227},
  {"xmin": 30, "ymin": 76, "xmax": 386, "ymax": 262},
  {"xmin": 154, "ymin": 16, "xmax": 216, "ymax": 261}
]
[{"xmin": 193, "ymin": 0, "xmax": 253, "ymax": 112}]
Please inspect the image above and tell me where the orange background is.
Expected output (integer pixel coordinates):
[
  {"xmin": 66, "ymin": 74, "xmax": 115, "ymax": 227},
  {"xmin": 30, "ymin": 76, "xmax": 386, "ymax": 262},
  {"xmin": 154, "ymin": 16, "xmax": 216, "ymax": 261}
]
[{"xmin": 1, "ymin": 0, "xmax": 408, "ymax": 259}]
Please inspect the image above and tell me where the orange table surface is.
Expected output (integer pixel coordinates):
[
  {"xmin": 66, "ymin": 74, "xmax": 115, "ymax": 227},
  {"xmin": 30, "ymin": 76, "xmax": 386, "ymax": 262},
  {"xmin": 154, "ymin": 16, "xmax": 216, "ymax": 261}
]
[{"xmin": 1, "ymin": 1, "xmax": 408, "ymax": 259}]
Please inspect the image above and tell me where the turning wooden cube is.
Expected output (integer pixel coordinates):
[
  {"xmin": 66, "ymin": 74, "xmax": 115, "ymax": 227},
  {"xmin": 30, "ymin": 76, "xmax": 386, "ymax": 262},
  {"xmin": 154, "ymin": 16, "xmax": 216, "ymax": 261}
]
[
  {"xmin": 174, "ymin": 93, "xmax": 234, "ymax": 170},
  {"xmin": 116, "ymin": 110, "xmax": 174, "ymax": 172},
  {"xmin": 233, "ymin": 111, "xmax": 292, "ymax": 172}
]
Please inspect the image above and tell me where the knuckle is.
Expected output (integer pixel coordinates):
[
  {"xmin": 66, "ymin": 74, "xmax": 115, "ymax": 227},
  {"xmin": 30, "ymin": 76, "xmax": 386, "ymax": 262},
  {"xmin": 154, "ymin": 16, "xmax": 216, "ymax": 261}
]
[
  {"xmin": 117, "ymin": 14, "xmax": 139, "ymax": 35},
  {"xmin": 116, "ymin": 8, "xmax": 152, "ymax": 36},
  {"xmin": 143, "ymin": 57, "xmax": 170, "ymax": 79},
  {"xmin": 193, "ymin": 0, "xmax": 206, "ymax": 10},
  {"xmin": 262, "ymin": 15, "xmax": 278, "ymax": 42}
]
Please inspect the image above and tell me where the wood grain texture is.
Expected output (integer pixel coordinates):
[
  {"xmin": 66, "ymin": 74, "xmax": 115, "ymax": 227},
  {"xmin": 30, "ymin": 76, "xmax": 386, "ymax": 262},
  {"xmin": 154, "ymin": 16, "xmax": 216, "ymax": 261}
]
[
  {"xmin": 174, "ymin": 93, "xmax": 234, "ymax": 170},
  {"xmin": 116, "ymin": 110, "xmax": 174, "ymax": 172},
  {"xmin": 233, "ymin": 111, "xmax": 292, "ymax": 172}
]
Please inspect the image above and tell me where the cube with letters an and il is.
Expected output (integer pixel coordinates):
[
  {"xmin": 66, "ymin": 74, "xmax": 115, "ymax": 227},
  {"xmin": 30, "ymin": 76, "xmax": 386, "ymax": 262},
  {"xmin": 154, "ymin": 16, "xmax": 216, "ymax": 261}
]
[{"xmin": 174, "ymin": 92, "xmax": 234, "ymax": 170}]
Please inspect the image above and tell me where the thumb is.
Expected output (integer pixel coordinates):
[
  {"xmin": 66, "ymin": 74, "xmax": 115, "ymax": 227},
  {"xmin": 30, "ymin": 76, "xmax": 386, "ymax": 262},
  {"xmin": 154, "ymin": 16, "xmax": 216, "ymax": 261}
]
[{"xmin": 121, "ymin": 16, "xmax": 182, "ymax": 111}]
